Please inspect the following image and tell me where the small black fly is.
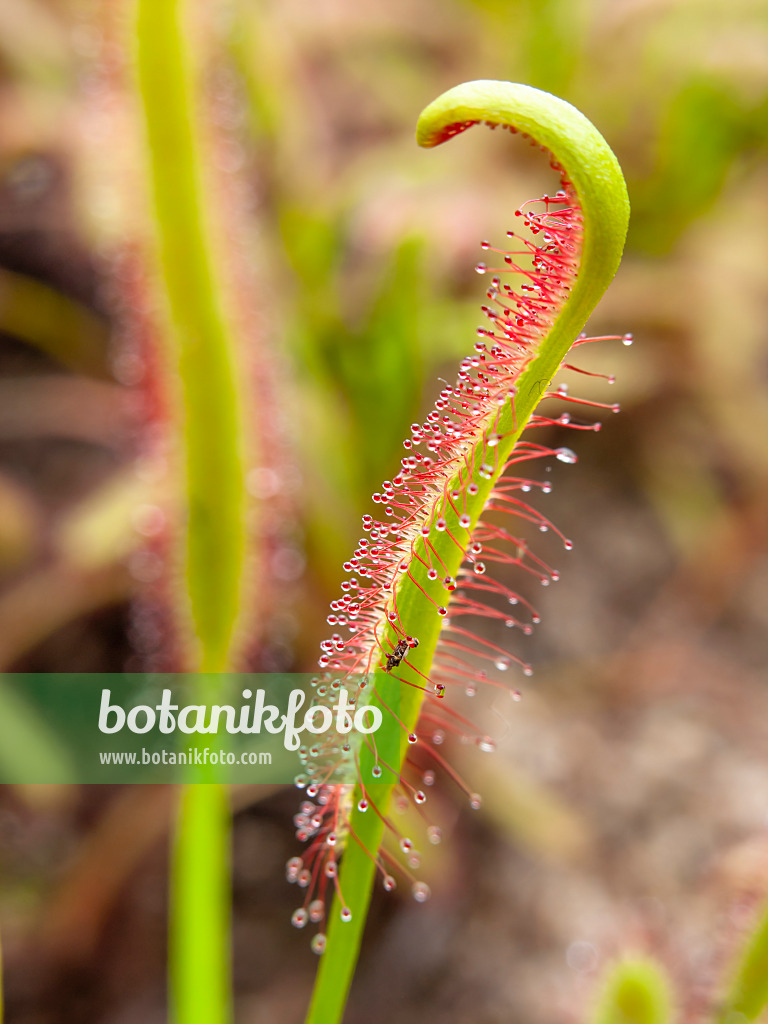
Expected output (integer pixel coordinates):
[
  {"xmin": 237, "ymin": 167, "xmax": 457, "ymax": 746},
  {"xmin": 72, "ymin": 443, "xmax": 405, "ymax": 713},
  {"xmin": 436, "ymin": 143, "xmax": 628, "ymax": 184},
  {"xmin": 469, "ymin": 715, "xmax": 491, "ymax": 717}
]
[{"xmin": 384, "ymin": 636, "xmax": 418, "ymax": 672}]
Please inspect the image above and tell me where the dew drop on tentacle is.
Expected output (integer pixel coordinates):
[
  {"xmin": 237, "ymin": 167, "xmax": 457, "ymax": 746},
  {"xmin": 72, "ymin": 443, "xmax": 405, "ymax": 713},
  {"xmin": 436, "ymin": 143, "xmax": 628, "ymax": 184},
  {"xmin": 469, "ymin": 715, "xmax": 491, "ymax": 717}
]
[
  {"xmin": 427, "ymin": 825, "xmax": 443, "ymax": 845},
  {"xmin": 311, "ymin": 933, "xmax": 327, "ymax": 955},
  {"xmin": 309, "ymin": 899, "xmax": 325, "ymax": 923},
  {"xmin": 291, "ymin": 908, "xmax": 308, "ymax": 929},
  {"xmin": 412, "ymin": 881, "xmax": 431, "ymax": 903},
  {"xmin": 286, "ymin": 856, "xmax": 302, "ymax": 883}
]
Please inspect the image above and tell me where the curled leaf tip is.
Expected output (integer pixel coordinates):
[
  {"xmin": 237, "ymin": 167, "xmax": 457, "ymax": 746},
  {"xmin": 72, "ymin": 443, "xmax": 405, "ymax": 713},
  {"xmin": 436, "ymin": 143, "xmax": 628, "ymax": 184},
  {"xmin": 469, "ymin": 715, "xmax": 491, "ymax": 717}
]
[{"xmin": 417, "ymin": 79, "xmax": 629, "ymax": 304}]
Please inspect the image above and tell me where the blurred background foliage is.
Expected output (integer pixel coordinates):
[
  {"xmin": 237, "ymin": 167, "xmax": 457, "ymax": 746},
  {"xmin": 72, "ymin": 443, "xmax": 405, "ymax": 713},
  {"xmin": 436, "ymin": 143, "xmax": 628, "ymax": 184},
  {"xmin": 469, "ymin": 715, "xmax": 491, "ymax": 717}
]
[{"xmin": 0, "ymin": 0, "xmax": 767, "ymax": 1022}]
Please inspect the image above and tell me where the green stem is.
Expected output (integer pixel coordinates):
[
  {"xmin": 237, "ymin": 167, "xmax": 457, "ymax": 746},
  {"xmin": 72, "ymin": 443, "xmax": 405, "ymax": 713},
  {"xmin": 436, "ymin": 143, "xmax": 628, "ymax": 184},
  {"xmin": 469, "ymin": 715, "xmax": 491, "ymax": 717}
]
[
  {"xmin": 134, "ymin": 0, "xmax": 249, "ymax": 675},
  {"xmin": 306, "ymin": 81, "xmax": 629, "ymax": 1024},
  {"xmin": 133, "ymin": 3, "xmax": 251, "ymax": 1022},
  {"xmin": 170, "ymin": 783, "xmax": 232, "ymax": 1024}
]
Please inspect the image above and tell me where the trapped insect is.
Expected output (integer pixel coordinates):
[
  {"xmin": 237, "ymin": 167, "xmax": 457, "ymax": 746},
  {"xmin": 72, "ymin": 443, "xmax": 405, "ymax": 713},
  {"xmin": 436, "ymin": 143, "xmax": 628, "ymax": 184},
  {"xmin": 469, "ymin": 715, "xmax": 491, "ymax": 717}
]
[{"xmin": 385, "ymin": 636, "xmax": 418, "ymax": 672}]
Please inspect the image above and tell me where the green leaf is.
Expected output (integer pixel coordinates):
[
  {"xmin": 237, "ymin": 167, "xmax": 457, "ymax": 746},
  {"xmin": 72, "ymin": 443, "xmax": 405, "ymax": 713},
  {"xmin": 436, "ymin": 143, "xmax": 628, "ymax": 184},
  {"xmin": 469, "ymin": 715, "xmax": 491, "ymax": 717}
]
[
  {"xmin": 133, "ymin": 3, "xmax": 253, "ymax": 1022},
  {"xmin": 170, "ymin": 783, "xmax": 233, "ymax": 1024},
  {"xmin": 591, "ymin": 958, "xmax": 674, "ymax": 1024},
  {"xmin": 305, "ymin": 79, "xmax": 629, "ymax": 1024},
  {"xmin": 719, "ymin": 895, "xmax": 768, "ymax": 1023},
  {"xmin": 134, "ymin": 0, "xmax": 250, "ymax": 675}
]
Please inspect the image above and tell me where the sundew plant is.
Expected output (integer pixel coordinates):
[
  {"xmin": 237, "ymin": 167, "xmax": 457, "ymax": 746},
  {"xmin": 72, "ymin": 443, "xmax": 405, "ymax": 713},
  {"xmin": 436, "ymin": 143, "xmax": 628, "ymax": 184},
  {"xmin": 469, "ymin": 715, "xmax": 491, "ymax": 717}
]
[
  {"xmin": 293, "ymin": 80, "xmax": 631, "ymax": 1023},
  {"xmin": 285, "ymin": 71, "xmax": 768, "ymax": 1019}
]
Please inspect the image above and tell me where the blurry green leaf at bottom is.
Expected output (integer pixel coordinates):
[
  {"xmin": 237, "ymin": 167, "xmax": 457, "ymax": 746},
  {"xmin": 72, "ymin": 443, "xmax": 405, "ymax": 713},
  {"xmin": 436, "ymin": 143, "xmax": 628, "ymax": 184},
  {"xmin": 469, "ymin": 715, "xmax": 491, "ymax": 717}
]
[
  {"xmin": 591, "ymin": 959, "xmax": 674, "ymax": 1024},
  {"xmin": 719, "ymin": 895, "xmax": 768, "ymax": 1023}
]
